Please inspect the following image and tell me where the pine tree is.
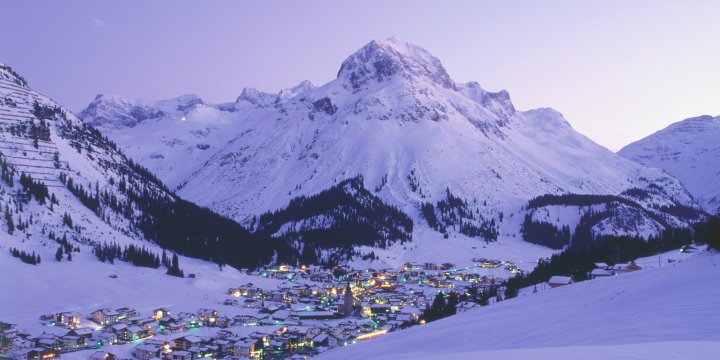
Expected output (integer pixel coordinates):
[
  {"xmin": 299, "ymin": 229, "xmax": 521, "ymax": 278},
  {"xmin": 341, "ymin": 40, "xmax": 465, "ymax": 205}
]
[
  {"xmin": 708, "ymin": 216, "xmax": 720, "ymax": 250},
  {"xmin": 55, "ymin": 246, "xmax": 63, "ymax": 262},
  {"xmin": 445, "ymin": 291, "xmax": 459, "ymax": 316},
  {"xmin": 67, "ymin": 251, "xmax": 72, "ymax": 261},
  {"xmin": 167, "ymin": 253, "xmax": 184, "ymax": 277},
  {"xmin": 5, "ymin": 206, "xmax": 13, "ymax": 235}
]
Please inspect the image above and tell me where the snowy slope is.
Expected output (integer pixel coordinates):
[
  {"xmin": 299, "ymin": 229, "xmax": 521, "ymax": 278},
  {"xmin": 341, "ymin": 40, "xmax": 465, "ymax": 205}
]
[
  {"xmin": 0, "ymin": 62, "xmax": 151, "ymax": 255},
  {"xmin": 79, "ymin": 38, "xmax": 703, "ymax": 248},
  {"xmin": 316, "ymin": 251, "xmax": 720, "ymax": 360},
  {"xmin": 0, "ymin": 62, "xmax": 279, "ymax": 274},
  {"xmin": 619, "ymin": 115, "xmax": 720, "ymax": 215}
]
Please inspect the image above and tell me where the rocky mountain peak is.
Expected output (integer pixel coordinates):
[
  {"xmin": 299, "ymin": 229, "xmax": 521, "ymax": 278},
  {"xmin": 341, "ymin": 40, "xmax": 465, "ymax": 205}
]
[{"xmin": 336, "ymin": 38, "xmax": 456, "ymax": 92}]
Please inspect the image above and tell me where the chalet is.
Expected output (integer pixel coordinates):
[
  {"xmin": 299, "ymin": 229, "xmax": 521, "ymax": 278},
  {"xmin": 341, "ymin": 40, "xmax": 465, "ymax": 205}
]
[
  {"xmin": 270, "ymin": 310, "xmax": 291, "ymax": 323},
  {"xmin": 90, "ymin": 309, "xmax": 120, "ymax": 326},
  {"xmin": 335, "ymin": 334, "xmax": 355, "ymax": 346},
  {"xmin": 133, "ymin": 344, "xmax": 161, "ymax": 360},
  {"xmin": 214, "ymin": 316, "xmax": 231, "ymax": 328},
  {"xmin": 268, "ymin": 291, "xmax": 287, "ymax": 303},
  {"xmin": 125, "ymin": 326, "xmax": 145, "ymax": 341},
  {"xmin": 309, "ymin": 273, "xmax": 333, "ymax": 282},
  {"xmin": 594, "ymin": 262, "xmax": 610, "ymax": 270},
  {"xmin": 109, "ymin": 324, "xmax": 128, "ymax": 340},
  {"xmin": 590, "ymin": 269, "xmax": 614, "ymax": 279},
  {"xmin": 93, "ymin": 331, "xmax": 117, "ymax": 346},
  {"xmin": 243, "ymin": 299, "xmax": 260, "ymax": 308},
  {"xmin": 66, "ymin": 328, "xmax": 93, "ymax": 342},
  {"xmin": 291, "ymin": 311, "xmax": 336, "ymax": 321},
  {"xmin": 223, "ymin": 299, "xmax": 239, "ymax": 306},
  {"xmin": 196, "ymin": 309, "xmax": 218, "ymax": 325},
  {"xmin": 36, "ymin": 337, "xmax": 62, "ymax": 351},
  {"xmin": 233, "ymin": 315, "xmax": 260, "ymax": 327},
  {"xmin": 115, "ymin": 307, "xmax": 138, "ymax": 322},
  {"xmin": 170, "ymin": 350, "xmax": 192, "ymax": 360},
  {"xmin": 211, "ymin": 339, "xmax": 233, "ymax": 357},
  {"xmin": 368, "ymin": 304, "xmax": 392, "ymax": 315},
  {"xmin": 1, "ymin": 322, "xmax": 17, "ymax": 338},
  {"xmin": 164, "ymin": 322, "xmax": 186, "ymax": 334},
  {"xmin": 311, "ymin": 333, "xmax": 338, "ymax": 348},
  {"xmin": 173, "ymin": 335, "xmax": 203, "ymax": 350},
  {"xmin": 61, "ymin": 335, "xmax": 81, "ymax": 350},
  {"xmin": 152, "ymin": 308, "xmax": 170, "ymax": 320},
  {"xmin": 12, "ymin": 348, "xmax": 59, "ymax": 360},
  {"xmin": 439, "ymin": 263, "xmax": 455, "ymax": 270},
  {"xmin": 233, "ymin": 339, "xmax": 256, "ymax": 357},
  {"xmin": 56, "ymin": 312, "xmax": 80, "ymax": 328},
  {"xmin": 612, "ymin": 262, "xmax": 643, "ymax": 274},
  {"xmin": 89, "ymin": 351, "xmax": 117, "ymax": 360},
  {"xmin": 548, "ymin": 276, "xmax": 574, "ymax": 288}
]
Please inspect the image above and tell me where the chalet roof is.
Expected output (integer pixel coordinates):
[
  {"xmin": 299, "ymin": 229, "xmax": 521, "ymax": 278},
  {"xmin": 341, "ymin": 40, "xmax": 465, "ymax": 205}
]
[
  {"xmin": 312, "ymin": 333, "xmax": 329, "ymax": 343},
  {"xmin": 127, "ymin": 326, "xmax": 143, "ymax": 333},
  {"xmin": 135, "ymin": 344, "xmax": 159, "ymax": 352},
  {"xmin": 234, "ymin": 339, "xmax": 255, "ymax": 347},
  {"xmin": 180, "ymin": 335, "xmax": 203, "ymax": 343},
  {"xmin": 95, "ymin": 309, "xmax": 119, "ymax": 316},
  {"xmin": 89, "ymin": 351, "xmax": 113, "ymax": 360},
  {"xmin": 548, "ymin": 276, "xmax": 573, "ymax": 284},
  {"xmin": 591, "ymin": 269, "xmax": 613, "ymax": 276},
  {"xmin": 292, "ymin": 311, "xmax": 335, "ymax": 318}
]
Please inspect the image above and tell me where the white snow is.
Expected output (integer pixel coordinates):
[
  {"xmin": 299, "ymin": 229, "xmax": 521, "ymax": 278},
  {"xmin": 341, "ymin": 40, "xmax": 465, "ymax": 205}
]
[
  {"xmin": 78, "ymin": 39, "xmax": 701, "ymax": 254},
  {"xmin": 619, "ymin": 115, "xmax": 720, "ymax": 215},
  {"xmin": 316, "ymin": 251, "xmax": 720, "ymax": 360}
]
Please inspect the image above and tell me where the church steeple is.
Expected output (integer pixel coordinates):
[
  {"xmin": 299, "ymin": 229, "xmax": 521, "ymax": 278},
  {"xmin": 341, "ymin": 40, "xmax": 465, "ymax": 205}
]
[{"xmin": 343, "ymin": 282, "xmax": 354, "ymax": 317}]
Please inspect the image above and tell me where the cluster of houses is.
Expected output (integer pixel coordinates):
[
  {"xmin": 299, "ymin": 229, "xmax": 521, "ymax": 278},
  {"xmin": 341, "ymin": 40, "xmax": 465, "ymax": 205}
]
[
  {"xmin": 547, "ymin": 261, "xmax": 645, "ymax": 289},
  {"xmin": 1, "ymin": 257, "xmax": 526, "ymax": 360}
]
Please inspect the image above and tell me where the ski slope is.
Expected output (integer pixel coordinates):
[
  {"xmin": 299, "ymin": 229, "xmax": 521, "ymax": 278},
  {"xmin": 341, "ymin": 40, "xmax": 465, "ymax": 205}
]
[{"xmin": 316, "ymin": 251, "xmax": 720, "ymax": 360}]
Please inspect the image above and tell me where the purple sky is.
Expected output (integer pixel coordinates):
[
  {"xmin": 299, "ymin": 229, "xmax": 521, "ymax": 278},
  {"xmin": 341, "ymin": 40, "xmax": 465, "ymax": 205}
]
[{"xmin": 2, "ymin": 0, "xmax": 719, "ymax": 150}]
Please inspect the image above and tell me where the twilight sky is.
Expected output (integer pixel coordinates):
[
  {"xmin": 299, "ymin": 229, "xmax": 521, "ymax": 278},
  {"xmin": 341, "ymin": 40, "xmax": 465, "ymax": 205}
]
[{"xmin": 2, "ymin": 0, "xmax": 719, "ymax": 150}]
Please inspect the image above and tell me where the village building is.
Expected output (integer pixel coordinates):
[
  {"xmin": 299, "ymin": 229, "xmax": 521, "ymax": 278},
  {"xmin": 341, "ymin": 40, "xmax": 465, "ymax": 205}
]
[{"xmin": 548, "ymin": 276, "xmax": 574, "ymax": 288}]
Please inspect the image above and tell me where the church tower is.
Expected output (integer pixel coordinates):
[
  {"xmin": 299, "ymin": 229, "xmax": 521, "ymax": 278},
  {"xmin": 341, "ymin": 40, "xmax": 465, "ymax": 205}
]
[{"xmin": 343, "ymin": 282, "xmax": 354, "ymax": 317}]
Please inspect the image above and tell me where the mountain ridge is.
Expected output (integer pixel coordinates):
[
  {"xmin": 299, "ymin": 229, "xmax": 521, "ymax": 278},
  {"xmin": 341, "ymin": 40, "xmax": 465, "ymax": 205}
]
[
  {"xmin": 619, "ymin": 115, "xmax": 720, "ymax": 215},
  {"xmin": 77, "ymin": 38, "xmax": 705, "ymax": 262}
]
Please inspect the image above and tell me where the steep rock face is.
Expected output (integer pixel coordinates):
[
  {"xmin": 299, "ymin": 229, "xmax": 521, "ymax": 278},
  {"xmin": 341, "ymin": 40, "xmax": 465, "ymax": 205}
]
[
  {"xmin": 79, "ymin": 94, "xmax": 166, "ymax": 130},
  {"xmin": 619, "ymin": 115, "xmax": 720, "ymax": 215},
  {"xmin": 337, "ymin": 37, "xmax": 456, "ymax": 92},
  {"xmin": 79, "ymin": 38, "xmax": 703, "ymax": 247}
]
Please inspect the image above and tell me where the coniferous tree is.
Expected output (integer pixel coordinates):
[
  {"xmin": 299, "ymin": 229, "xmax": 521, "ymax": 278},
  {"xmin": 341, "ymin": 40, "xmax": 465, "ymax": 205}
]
[
  {"xmin": 445, "ymin": 291, "xmax": 459, "ymax": 316},
  {"xmin": 55, "ymin": 246, "xmax": 63, "ymax": 262},
  {"xmin": 5, "ymin": 206, "xmax": 13, "ymax": 235}
]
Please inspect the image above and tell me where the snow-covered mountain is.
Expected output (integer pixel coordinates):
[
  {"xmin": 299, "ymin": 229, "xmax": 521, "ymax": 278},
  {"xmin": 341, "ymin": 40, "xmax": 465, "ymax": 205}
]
[
  {"xmin": 619, "ymin": 115, "xmax": 720, "ymax": 215},
  {"xmin": 0, "ymin": 62, "xmax": 282, "ymax": 272},
  {"xmin": 79, "ymin": 38, "xmax": 704, "ymax": 255},
  {"xmin": 1, "ymin": 61, "xmax": 421, "ymax": 269}
]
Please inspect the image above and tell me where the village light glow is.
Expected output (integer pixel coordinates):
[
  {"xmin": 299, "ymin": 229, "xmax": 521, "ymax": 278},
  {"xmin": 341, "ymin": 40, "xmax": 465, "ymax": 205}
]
[{"xmin": 355, "ymin": 329, "xmax": 388, "ymax": 341}]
